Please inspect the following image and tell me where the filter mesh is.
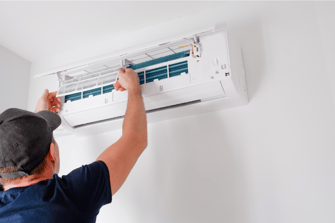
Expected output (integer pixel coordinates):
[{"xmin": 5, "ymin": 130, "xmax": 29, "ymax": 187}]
[
  {"xmin": 64, "ymin": 56, "xmax": 189, "ymax": 102},
  {"xmin": 128, "ymin": 50, "xmax": 189, "ymax": 70}
]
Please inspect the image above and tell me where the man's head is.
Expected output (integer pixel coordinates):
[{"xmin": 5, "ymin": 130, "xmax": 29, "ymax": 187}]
[{"xmin": 0, "ymin": 108, "xmax": 61, "ymax": 180}]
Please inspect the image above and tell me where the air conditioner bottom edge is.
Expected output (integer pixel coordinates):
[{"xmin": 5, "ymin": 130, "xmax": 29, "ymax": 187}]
[{"xmin": 56, "ymin": 95, "xmax": 247, "ymax": 138}]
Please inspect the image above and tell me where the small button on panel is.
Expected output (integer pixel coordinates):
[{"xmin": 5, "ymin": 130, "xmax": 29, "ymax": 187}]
[{"xmin": 212, "ymin": 58, "xmax": 219, "ymax": 66}]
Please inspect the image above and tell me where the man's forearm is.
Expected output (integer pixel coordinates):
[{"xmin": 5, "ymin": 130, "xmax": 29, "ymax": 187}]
[
  {"xmin": 96, "ymin": 69, "xmax": 147, "ymax": 195},
  {"xmin": 122, "ymin": 88, "xmax": 147, "ymax": 149}
]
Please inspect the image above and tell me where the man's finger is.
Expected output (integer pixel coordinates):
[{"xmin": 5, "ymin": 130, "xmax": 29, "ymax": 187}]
[
  {"xmin": 118, "ymin": 68, "xmax": 125, "ymax": 74},
  {"xmin": 125, "ymin": 68, "xmax": 133, "ymax": 72},
  {"xmin": 49, "ymin": 97, "xmax": 61, "ymax": 102},
  {"xmin": 51, "ymin": 101, "xmax": 61, "ymax": 107},
  {"xmin": 47, "ymin": 91, "xmax": 57, "ymax": 99},
  {"xmin": 51, "ymin": 107, "xmax": 60, "ymax": 113},
  {"xmin": 113, "ymin": 81, "xmax": 121, "ymax": 90}
]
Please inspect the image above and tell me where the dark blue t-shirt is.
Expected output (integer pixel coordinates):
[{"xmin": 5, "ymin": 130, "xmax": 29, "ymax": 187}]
[{"xmin": 0, "ymin": 160, "xmax": 112, "ymax": 223}]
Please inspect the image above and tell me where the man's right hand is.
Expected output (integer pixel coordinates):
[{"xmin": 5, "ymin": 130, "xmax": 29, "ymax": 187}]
[{"xmin": 113, "ymin": 68, "xmax": 140, "ymax": 92}]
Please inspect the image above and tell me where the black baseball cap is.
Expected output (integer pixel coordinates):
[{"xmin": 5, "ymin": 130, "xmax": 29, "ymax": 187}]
[{"xmin": 0, "ymin": 108, "xmax": 61, "ymax": 179}]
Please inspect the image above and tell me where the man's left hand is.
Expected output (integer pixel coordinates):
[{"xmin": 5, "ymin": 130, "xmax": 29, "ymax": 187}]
[{"xmin": 35, "ymin": 89, "xmax": 62, "ymax": 113}]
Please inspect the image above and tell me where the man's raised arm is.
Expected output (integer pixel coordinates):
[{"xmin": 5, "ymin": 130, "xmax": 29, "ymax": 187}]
[{"xmin": 96, "ymin": 68, "xmax": 148, "ymax": 196}]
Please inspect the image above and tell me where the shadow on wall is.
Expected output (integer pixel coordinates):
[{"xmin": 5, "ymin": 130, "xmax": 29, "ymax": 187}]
[
  {"xmin": 227, "ymin": 20, "xmax": 267, "ymax": 101},
  {"xmin": 114, "ymin": 21, "xmax": 267, "ymax": 223},
  {"xmin": 124, "ymin": 111, "xmax": 248, "ymax": 223}
]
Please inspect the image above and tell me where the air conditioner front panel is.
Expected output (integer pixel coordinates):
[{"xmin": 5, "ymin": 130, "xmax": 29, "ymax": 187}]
[
  {"xmin": 200, "ymin": 31, "xmax": 229, "ymax": 78},
  {"xmin": 63, "ymin": 101, "xmax": 127, "ymax": 127},
  {"xmin": 35, "ymin": 28, "xmax": 248, "ymax": 136},
  {"xmin": 143, "ymin": 80, "xmax": 225, "ymax": 110},
  {"xmin": 63, "ymin": 80, "xmax": 225, "ymax": 127}
]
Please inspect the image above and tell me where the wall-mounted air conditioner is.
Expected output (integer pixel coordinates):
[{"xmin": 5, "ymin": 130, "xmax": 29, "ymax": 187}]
[{"xmin": 34, "ymin": 28, "xmax": 248, "ymax": 136}]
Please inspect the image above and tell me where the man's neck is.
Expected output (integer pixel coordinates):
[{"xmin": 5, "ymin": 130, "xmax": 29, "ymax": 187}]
[{"xmin": 3, "ymin": 168, "xmax": 54, "ymax": 191}]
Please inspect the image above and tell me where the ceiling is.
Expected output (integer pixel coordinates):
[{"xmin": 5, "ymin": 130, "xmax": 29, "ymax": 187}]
[{"xmin": 0, "ymin": 1, "xmax": 222, "ymax": 63}]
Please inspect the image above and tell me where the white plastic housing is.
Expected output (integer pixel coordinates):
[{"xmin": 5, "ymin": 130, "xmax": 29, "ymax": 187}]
[{"xmin": 47, "ymin": 29, "xmax": 248, "ymax": 136}]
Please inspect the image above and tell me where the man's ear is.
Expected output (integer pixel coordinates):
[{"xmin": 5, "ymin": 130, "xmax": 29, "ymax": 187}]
[{"xmin": 49, "ymin": 143, "xmax": 57, "ymax": 163}]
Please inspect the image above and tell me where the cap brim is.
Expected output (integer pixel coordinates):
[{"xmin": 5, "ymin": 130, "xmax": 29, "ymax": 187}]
[{"xmin": 37, "ymin": 110, "xmax": 61, "ymax": 131}]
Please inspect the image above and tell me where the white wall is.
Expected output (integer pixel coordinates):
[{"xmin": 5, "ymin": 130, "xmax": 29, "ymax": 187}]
[
  {"xmin": 315, "ymin": 2, "xmax": 335, "ymax": 105},
  {"xmin": 27, "ymin": 2, "xmax": 335, "ymax": 223},
  {"xmin": 0, "ymin": 45, "xmax": 30, "ymax": 112}
]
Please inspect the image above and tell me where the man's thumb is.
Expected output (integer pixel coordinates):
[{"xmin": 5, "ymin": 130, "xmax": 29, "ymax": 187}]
[
  {"xmin": 42, "ymin": 89, "xmax": 49, "ymax": 99},
  {"xmin": 118, "ymin": 68, "xmax": 125, "ymax": 76}
]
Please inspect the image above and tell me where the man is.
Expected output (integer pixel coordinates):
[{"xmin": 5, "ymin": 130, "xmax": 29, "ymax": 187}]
[{"xmin": 0, "ymin": 68, "xmax": 148, "ymax": 222}]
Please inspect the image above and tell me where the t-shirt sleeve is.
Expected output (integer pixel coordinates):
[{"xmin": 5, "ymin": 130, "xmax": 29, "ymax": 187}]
[{"xmin": 58, "ymin": 160, "xmax": 112, "ymax": 219}]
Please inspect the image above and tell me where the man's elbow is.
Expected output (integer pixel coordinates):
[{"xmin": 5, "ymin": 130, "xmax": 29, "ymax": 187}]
[
  {"xmin": 122, "ymin": 134, "xmax": 147, "ymax": 150},
  {"xmin": 143, "ymin": 138, "xmax": 148, "ymax": 150},
  {"xmin": 130, "ymin": 136, "xmax": 147, "ymax": 160},
  {"xmin": 137, "ymin": 135, "xmax": 148, "ymax": 150}
]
